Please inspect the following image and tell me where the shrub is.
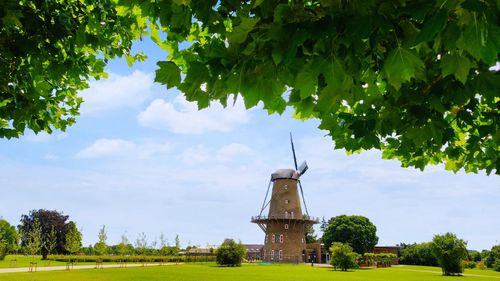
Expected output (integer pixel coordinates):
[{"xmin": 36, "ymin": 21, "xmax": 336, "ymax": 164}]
[
  {"xmin": 400, "ymin": 242, "xmax": 438, "ymax": 266},
  {"xmin": 330, "ymin": 242, "xmax": 358, "ymax": 271},
  {"xmin": 215, "ymin": 239, "xmax": 246, "ymax": 267},
  {"xmin": 464, "ymin": 261, "xmax": 476, "ymax": 269},
  {"xmin": 431, "ymin": 233, "xmax": 468, "ymax": 276},
  {"xmin": 493, "ymin": 260, "xmax": 500, "ymax": 272},
  {"xmin": 476, "ymin": 261, "xmax": 487, "ymax": 270}
]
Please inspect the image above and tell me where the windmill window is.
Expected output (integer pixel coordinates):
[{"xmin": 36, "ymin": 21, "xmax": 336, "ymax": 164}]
[
  {"xmin": 279, "ymin": 250, "xmax": 283, "ymax": 260},
  {"xmin": 272, "ymin": 234, "xmax": 275, "ymax": 243},
  {"xmin": 284, "ymin": 224, "xmax": 289, "ymax": 229},
  {"xmin": 291, "ymin": 211, "xmax": 294, "ymax": 218},
  {"xmin": 285, "ymin": 199, "xmax": 289, "ymax": 204},
  {"xmin": 301, "ymin": 238, "xmax": 304, "ymax": 243},
  {"xmin": 265, "ymin": 235, "xmax": 268, "ymax": 243},
  {"xmin": 284, "ymin": 185, "xmax": 288, "ymax": 190},
  {"xmin": 271, "ymin": 250, "xmax": 275, "ymax": 260},
  {"xmin": 279, "ymin": 234, "xmax": 284, "ymax": 243}
]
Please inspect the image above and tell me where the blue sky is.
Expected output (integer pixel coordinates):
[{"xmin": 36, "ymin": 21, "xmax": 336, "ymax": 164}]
[{"xmin": 1, "ymin": 38, "xmax": 499, "ymax": 251}]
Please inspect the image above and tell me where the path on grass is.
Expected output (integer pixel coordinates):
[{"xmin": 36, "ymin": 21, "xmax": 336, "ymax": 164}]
[
  {"xmin": 0, "ymin": 263, "xmax": 181, "ymax": 274},
  {"xmin": 393, "ymin": 268, "xmax": 500, "ymax": 279}
]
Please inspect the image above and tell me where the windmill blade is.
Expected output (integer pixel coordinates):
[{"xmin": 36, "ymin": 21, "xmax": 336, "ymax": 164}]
[
  {"xmin": 298, "ymin": 180, "xmax": 309, "ymax": 216},
  {"xmin": 290, "ymin": 132, "xmax": 298, "ymax": 170},
  {"xmin": 298, "ymin": 161, "xmax": 308, "ymax": 176}
]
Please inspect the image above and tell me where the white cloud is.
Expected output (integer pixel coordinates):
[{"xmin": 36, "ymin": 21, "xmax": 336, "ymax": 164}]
[
  {"xmin": 75, "ymin": 138, "xmax": 170, "ymax": 159},
  {"xmin": 177, "ymin": 143, "xmax": 253, "ymax": 165},
  {"xmin": 177, "ymin": 144, "xmax": 210, "ymax": 165},
  {"xmin": 79, "ymin": 71, "xmax": 153, "ymax": 113},
  {"xmin": 137, "ymin": 95, "xmax": 250, "ymax": 134},
  {"xmin": 215, "ymin": 143, "xmax": 253, "ymax": 162}
]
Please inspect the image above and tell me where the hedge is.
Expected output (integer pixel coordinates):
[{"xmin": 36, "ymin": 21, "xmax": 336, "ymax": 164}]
[{"xmin": 48, "ymin": 255, "xmax": 216, "ymax": 263}]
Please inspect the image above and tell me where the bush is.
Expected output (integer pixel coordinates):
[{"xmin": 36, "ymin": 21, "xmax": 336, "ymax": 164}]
[
  {"xmin": 476, "ymin": 261, "xmax": 487, "ymax": 270},
  {"xmin": 493, "ymin": 260, "xmax": 500, "ymax": 272},
  {"xmin": 215, "ymin": 239, "xmax": 246, "ymax": 267},
  {"xmin": 330, "ymin": 242, "xmax": 358, "ymax": 271},
  {"xmin": 431, "ymin": 233, "xmax": 468, "ymax": 276},
  {"xmin": 400, "ymin": 242, "xmax": 438, "ymax": 266},
  {"xmin": 464, "ymin": 261, "xmax": 476, "ymax": 269},
  {"xmin": 47, "ymin": 254, "xmax": 214, "ymax": 263}
]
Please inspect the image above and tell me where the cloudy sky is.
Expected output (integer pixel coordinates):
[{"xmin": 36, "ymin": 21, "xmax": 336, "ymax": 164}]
[{"xmin": 1, "ymin": 38, "xmax": 499, "ymax": 251}]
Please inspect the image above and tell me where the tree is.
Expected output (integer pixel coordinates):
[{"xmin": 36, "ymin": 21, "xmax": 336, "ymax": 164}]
[
  {"xmin": 135, "ymin": 232, "xmax": 148, "ymax": 256},
  {"xmin": 485, "ymin": 245, "xmax": 500, "ymax": 268},
  {"xmin": 215, "ymin": 239, "xmax": 246, "ymax": 267},
  {"xmin": 330, "ymin": 242, "xmax": 358, "ymax": 271},
  {"xmin": 18, "ymin": 209, "xmax": 73, "ymax": 259},
  {"xmin": 0, "ymin": 0, "xmax": 144, "ymax": 139},
  {"xmin": 305, "ymin": 224, "xmax": 317, "ymax": 244},
  {"xmin": 94, "ymin": 225, "xmax": 108, "ymax": 256},
  {"xmin": 0, "ymin": 219, "xmax": 18, "ymax": 260},
  {"xmin": 2, "ymin": 1, "xmax": 499, "ymax": 174},
  {"xmin": 25, "ymin": 218, "xmax": 43, "ymax": 260},
  {"xmin": 322, "ymin": 215, "xmax": 378, "ymax": 254},
  {"xmin": 64, "ymin": 222, "xmax": 82, "ymax": 255},
  {"xmin": 117, "ymin": 233, "xmax": 131, "ymax": 257},
  {"xmin": 399, "ymin": 242, "xmax": 438, "ymax": 266},
  {"xmin": 431, "ymin": 233, "xmax": 468, "ymax": 276},
  {"xmin": 44, "ymin": 226, "xmax": 57, "ymax": 261}
]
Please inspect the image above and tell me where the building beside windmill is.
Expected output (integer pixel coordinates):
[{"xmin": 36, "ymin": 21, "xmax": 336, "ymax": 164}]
[{"xmin": 251, "ymin": 136, "xmax": 319, "ymax": 263}]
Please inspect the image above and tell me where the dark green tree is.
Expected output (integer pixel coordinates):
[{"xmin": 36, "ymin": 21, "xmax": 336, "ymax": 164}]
[
  {"xmin": 330, "ymin": 242, "xmax": 358, "ymax": 271},
  {"xmin": 399, "ymin": 242, "xmax": 438, "ymax": 266},
  {"xmin": 322, "ymin": 215, "xmax": 378, "ymax": 254},
  {"xmin": 431, "ymin": 232, "xmax": 468, "ymax": 276},
  {"xmin": 485, "ymin": 245, "xmax": 500, "ymax": 268},
  {"xmin": 2, "ymin": 0, "xmax": 499, "ymax": 174},
  {"xmin": 0, "ymin": 219, "xmax": 18, "ymax": 260},
  {"xmin": 215, "ymin": 239, "xmax": 246, "ymax": 267}
]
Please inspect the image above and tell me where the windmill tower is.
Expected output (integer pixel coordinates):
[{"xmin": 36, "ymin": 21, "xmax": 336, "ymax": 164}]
[{"xmin": 251, "ymin": 134, "xmax": 318, "ymax": 263}]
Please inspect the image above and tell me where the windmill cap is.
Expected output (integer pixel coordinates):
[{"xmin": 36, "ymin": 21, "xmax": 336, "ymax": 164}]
[{"xmin": 271, "ymin": 169, "xmax": 298, "ymax": 181}]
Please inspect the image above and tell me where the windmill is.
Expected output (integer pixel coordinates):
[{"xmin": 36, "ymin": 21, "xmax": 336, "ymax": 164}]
[{"xmin": 251, "ymin": 133, "xmax": 318, "ymax": 263}]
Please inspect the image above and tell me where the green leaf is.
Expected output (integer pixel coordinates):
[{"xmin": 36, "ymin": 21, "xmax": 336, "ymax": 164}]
[
  {"xmin": 414, "ymin": 9, "xmax": 449, "ymax": 45},
  {"xmin": 457, "ymin": 15, "xmax": 487, "ymax": 61},
  {"xmin": 383, "ymin": 47, "xmax": 424, "ymax": 89},
  {"xmin": 227, "ymin": 17, "xmax": 259, "ymax": 45},
  {"xmin": 440, "ymin": 53, "xmax": 474, "ymax": 84},
  {"xmin": 295, "ymin": 60, "xmax": 320, "ymax": 99},
  {"xmin": 155, "ymin": 61, "xmax": 181, "ymax": 89}
]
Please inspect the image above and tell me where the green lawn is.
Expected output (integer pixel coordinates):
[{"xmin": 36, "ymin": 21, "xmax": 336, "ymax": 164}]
[
  {"xmin": 0, "ymin": 255, "xmax": 68, "ymax": 268},
  {"xmin": 0, "ymin": 263, "xmax": 499, "ymax": 281}
]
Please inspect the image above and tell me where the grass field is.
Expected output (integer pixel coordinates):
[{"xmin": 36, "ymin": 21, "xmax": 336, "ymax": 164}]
[
  {"xmin": 0, "ymin": 255, "xmax": 113, "ymax": 268},
  {"xmin": 0, "ymin": 263, "xmax": 499, "ymax": 281}
]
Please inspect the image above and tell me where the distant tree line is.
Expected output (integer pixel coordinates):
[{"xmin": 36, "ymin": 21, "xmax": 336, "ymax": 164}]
[
  {"xmin": 317, "ymin": 215, "xmax": 500, "ymax": 275},
  {"xmin": 0, "ymin": 209, "xmax": 184, "ymax": 261}
]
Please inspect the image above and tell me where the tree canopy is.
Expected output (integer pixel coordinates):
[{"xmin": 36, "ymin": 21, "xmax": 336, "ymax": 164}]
[
  {"xmin": 0, "ymin": 219, "xmax": 18, "ymax": 260},
  {"xmin": 322, "ymin": 215, "xmax": 378, "ymax": 254},
  {"xmin": 18, "ymin": 209, "xmax": 77, "ymax": 259},
  {"xmin": 1, "ymin": 0, "xmax": 499, "ymax": 174},
  {"xmin": 215, "ymin": 239, "xmax": 246, "ymax": 267},
  {"xmin": 329, "ymin": 242, "xmax": 358, "ymax": 271},
  {"xmin": 431, "ymin": 232, "xmax": 468, "ymax": 276}
]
